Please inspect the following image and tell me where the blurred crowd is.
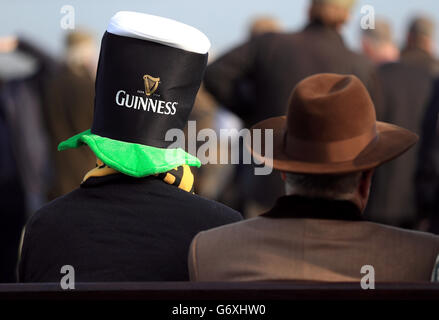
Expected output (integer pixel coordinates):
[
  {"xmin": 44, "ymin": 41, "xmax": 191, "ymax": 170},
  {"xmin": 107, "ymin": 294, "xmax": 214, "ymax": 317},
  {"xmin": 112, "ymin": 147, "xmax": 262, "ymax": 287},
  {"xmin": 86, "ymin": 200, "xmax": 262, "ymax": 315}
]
[
  {"xmin": 1, "ymin": 0, "xmax": 439, "ymax": 283},
  {"xmin": 0, "ymin": 31, "xmax": 96, "ymax": 281}
]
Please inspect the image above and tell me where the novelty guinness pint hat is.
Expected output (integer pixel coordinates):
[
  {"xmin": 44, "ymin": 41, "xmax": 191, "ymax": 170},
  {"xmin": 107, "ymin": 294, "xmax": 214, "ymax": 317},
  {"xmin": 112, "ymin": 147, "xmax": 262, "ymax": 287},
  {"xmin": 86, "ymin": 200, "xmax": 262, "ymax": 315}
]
[{"xmin": 58, "ymin": 11, "xmax": 210, "ymax": 177}]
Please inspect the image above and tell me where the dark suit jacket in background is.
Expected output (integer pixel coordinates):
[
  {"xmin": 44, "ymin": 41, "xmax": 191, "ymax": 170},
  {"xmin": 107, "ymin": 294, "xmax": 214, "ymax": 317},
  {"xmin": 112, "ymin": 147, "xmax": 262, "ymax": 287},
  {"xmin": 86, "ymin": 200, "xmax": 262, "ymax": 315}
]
[
  {"xmin": 205, "ymin": 22, "xmax": 378, "ymax": 126},
  {"xmin": 204, "ymin": 21, "xmax": 378, "ymax": 210},
  {"xmin": 19, "ymin": 174, "xmax": 242, "ymax": 282},
  {"xmin": 417, "ymin": 77, "xmax": 439, "ymax": 233},
  {"xmin": 366, "ymin": 47, "xmax": 438, "ymax": 227}
]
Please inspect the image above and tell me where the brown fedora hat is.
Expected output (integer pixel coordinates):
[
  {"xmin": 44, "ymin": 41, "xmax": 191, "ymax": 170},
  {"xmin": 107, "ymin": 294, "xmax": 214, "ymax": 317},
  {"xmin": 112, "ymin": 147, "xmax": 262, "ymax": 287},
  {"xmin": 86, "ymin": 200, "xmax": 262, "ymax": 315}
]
[{"xmin": 248, "ymin": 73, "xmax": 418, "ymax": 174}]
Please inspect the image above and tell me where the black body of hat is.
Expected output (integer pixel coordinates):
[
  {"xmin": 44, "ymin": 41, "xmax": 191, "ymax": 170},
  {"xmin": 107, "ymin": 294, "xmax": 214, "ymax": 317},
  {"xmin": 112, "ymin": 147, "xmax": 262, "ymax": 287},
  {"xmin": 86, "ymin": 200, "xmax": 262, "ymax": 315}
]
[{"xmin": 91, "ymin": 31, "xmax": 208, "ymax": 148}]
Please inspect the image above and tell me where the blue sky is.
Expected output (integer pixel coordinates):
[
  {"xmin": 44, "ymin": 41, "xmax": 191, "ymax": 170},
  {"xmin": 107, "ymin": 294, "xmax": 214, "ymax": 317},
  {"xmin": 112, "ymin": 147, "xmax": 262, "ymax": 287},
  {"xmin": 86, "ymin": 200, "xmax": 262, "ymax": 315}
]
[{"xmin": 1, "ymin": 0, "xmax": 438, "ymax": 57}]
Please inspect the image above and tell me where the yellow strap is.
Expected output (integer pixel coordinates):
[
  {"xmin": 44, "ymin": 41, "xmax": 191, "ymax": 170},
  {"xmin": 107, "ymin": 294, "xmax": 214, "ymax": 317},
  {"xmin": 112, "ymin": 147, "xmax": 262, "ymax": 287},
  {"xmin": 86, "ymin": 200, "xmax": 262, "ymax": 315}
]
[
  {"xmin": 82, "ymin": 158, "xmax": 118, "ymax": 183},
  {"xmin": 179, "ymin": 164, "xmax": 195, "ymax": 192},
  {"xmin": 82, "ymin": 158, "xmax": 195, "ymax": 193}
]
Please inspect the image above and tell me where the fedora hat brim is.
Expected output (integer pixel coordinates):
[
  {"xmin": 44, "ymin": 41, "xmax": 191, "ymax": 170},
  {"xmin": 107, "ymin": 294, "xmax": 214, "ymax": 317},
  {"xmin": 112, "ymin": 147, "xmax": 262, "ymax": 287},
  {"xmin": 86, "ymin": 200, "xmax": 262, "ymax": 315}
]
[{"xmin": 247, "ymin": 116, "xmax": 418, "ymax": 174}]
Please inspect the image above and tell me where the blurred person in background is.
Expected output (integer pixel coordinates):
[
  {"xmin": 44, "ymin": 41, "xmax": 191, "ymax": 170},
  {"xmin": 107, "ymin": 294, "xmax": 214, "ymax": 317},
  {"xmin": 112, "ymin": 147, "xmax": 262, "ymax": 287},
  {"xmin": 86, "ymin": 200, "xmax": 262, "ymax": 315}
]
[
  {"xmin": 189, "ymin": 85, "xmax": 244, "ymax": 202},
  {"xmin": 18, "ymin": 12, "xmax": 241, "ymax": 282},
  {"xmin": 203, "ymin": 0, "xmax": 378, "ymax": 217},
  {"xmin": 361, "ymin": 19, "xmax": 399, "ymax": 65},
  {"xmin": 417, "ymin": 78, "xmax": 439, "ymax": 234},
  {"xmin": 401, "ymin": 16, "xmax": 439, "ymax": 74},
  {"xmin": 365, "ymin": 16, "xmax": 438, "ymax": 229},
  {"xmin": 45, "ymin": 30, "xmax": 97, "ymax": 199},
  {"xmin": 0, "ymin": 35, "xmax": 53, "ymax": 282},
  {"xmin": 190, "ymin": 16, "xmax": 280, "ymax": 206}
]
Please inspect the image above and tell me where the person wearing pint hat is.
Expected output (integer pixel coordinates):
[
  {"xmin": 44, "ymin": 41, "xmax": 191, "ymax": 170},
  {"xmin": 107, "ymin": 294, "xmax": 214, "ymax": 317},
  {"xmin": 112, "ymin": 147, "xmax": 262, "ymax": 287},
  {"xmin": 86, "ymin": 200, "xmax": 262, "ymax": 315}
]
[
  {"xmin": 401, "ymin": 16, "xmax": 439, "ymax": 74},
  {"xmin": 203, "ymin": 0, "xmax": 378, "ymax": 218},
  {"xmin": 18, "ymin": 12, "xmax": 241, "ymax": 282},
  {"xmin": 417, "ymin": 77, "xmax": 439, "ymax": 234},
  {"xmin": 189, "ymin": 73, "xmax": 439, "ymax": 282}
]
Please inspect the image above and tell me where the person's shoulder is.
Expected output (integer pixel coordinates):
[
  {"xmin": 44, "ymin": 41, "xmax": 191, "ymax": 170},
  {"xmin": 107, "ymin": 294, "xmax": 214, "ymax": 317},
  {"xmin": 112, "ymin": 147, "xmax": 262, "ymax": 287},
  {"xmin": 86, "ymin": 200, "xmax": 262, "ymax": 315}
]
[
  {"xmin": 174, "ymin": 189, "xmax": 242, "ymax": 222},
  {"xmin": 370, "ymin": 221, "xmax": 439, "ymax": 237},
  {"xmin": 189, "ymin": 217, "xmax": 266, "ymax": 270},
  {"xmin": 195, "ymin": 216, "xmax": 266, "ymax": 243},
  {"xmin": 378, "ymin": 61, "xmax": 401, "ymax": 73},
  {"xmin": 380, "ymin": 61, "xmax": 430, "ymax": 77},
  {"xmin": 26, "ymin": 188, "xmax": 86, "ymax": 231},
  {"xmin": 364, "ymin": 221, "xmax": 439, "ymax": 248},
  {"xmin": 189, "ymin": 218, "xmax": 252, "ymax": 277},
  {"xmin": 376, "ymin": 62, "xmax": 409, "ymax": 85},
  {"xmin": 349, "ymin": 50, "xmax": 374, "ymax": 68},
  {"xmin": 250, "ymin": 31, "xmax": 299, "ymax": 48}
]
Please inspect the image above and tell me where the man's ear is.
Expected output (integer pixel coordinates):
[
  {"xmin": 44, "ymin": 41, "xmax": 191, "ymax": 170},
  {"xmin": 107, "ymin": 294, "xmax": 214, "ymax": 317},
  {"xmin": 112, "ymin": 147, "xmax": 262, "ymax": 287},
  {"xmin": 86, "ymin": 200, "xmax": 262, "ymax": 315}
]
[
  {"xmin": 359, "ymin": 169, "xmax": 374, "ymax": 199},
  {"xmin": 281, "ymin": 172, "xmax": 286, "ymax": 181}
]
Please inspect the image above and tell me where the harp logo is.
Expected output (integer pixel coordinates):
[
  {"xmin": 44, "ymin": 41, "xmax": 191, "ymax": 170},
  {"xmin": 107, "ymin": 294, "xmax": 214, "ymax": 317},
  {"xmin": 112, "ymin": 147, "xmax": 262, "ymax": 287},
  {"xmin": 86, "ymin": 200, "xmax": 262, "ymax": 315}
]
[{"xmin": 143, "ymin": 74, "xmax": 160, "ymax": 96}]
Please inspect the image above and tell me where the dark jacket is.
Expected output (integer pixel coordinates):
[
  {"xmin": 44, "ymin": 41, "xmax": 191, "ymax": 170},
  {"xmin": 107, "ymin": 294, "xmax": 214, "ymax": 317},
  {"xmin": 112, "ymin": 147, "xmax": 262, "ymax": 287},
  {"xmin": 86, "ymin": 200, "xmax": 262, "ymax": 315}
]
[
  {"xmin": 204, "ymin": 22, "xmax": 378, "ymax": 209},
  {"xmin": 366, "ymin": 60, "xmax": 435, "ymax": 227},
  {"xmin": 45, "ymin": 64, "xmax": 96, "ymax": 198},
  {"xmin": 400, "ymin": 47, "xmax": 439, "ymax": 75},
  {"xmin": 19, "ymin": 174, "xmax": 242, "ymax": 282},
  {"xmin": 417, "ymin": 78, "xmax": 439, "ymax": 233},
  {"xmin": 204, "ymin": 22, "xmax": 378, "ymax": 127},
  {"xmin": 0, "ymin": 38, "xmax": 55, "ymax": 282},
  {"xmin": 0, "ymin": 38, "xmax": 55, "ymax": 214},
  {"xmin": 0, "ymin": 98, "xmax": 26, "ymax": 283}
]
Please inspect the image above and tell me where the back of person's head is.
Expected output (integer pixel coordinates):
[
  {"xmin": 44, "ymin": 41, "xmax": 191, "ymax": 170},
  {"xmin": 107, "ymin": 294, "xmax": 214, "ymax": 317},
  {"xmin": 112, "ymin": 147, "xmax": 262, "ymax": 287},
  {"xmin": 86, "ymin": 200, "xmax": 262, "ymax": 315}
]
[
  {"xmin": 64, "ymin": 30, "xmax": 97, "ymax": 76},
  {"xmin": 249, "ymin": 16, "xmax": 282, "ymax": 38},
  {"xmin": 405, "ymin": 16, "xmax": 435, "ymax": 54},
  {"xmin": 283, "ymin": 170, "xmax": 373, "ymax": 212},
  {"xmin": 361, "ymin": 19, "xmax": 399, "ymax": 64},
  {"xmin": 308, "ymin": 0, "xmax": 356, "ymax": 29}
]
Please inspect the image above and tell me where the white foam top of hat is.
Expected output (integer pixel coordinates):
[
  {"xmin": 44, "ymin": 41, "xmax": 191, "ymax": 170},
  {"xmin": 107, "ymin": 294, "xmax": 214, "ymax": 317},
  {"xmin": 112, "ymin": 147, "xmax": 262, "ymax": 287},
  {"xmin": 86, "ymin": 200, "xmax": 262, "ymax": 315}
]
[{"xmin": 107, "ymin": 11, "xmax": 211, "ymax": 54}]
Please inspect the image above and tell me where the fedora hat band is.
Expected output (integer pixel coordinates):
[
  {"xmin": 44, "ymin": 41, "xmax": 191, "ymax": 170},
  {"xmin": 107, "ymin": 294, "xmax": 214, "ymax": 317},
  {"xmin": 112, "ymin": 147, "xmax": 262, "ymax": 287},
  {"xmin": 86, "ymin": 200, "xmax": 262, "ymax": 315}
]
[{"xmin": 284, "ymin": 124, "xmax": 379, "ymax": 163}]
